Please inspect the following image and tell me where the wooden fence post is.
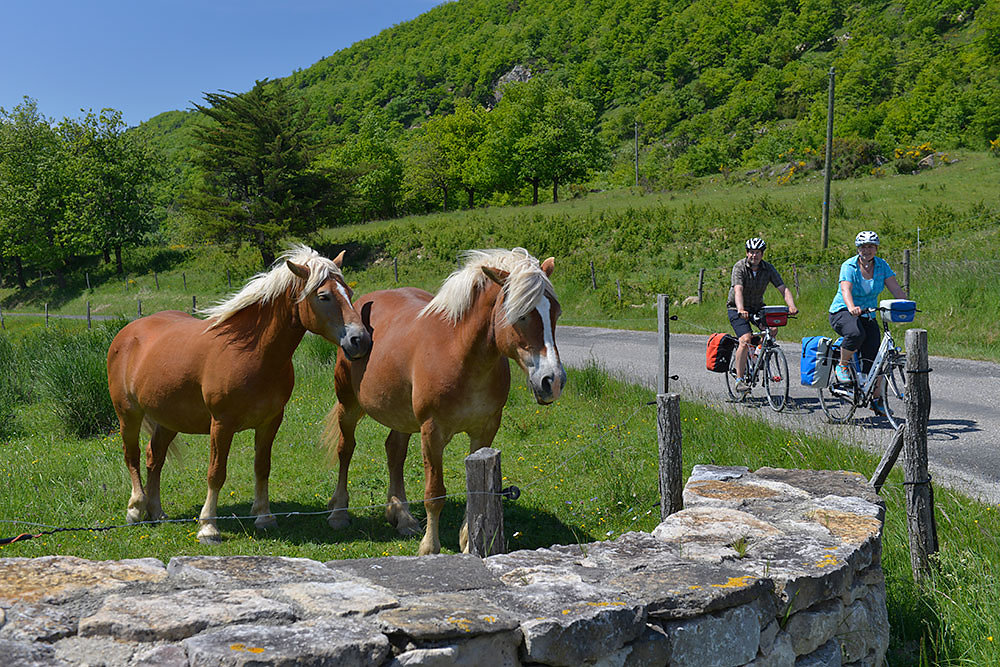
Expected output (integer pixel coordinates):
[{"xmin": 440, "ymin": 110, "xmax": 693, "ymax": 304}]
[
  {"xmin": 904, "ymin": 328, "xmax": 936, "ymax": 582},
  {"xmin": 793, "ymin": 265, "xmax": 800, "ymax": 299},
  {"xmin": 87, "ymin": 301, "xmax": 92, "ymax": 329},
  {"xmin": 590, "ymin": 261, "xmax": 597, "ymax": 289},
  {"xmin": 393, "ymin": 257, "xmax": 399, "ymax": 283},
  {"xmin": 45, "ymin": 303, "xmax": 49, "ymax": 327},
  {"xmin": 657, "ymin": 393, "xmax": 683, "ymax": 518},
  {"xmin": 616, "ymin": 279, "xmax": 622, "ymax": 304},
  {"xmin": 465, "ymin": 447, "xmax": 506, "ymax": 557},
  {"xmin": 697, "ymin": 268, "xmax": 705, "ymax": 304},
  {"xmin": 137, "ymin": 299, "xmax": 142, "ymax": 318},
  {"xmin": 86, "ymin": 271, "xmax": 91, "ymax": 290},
  {"xmin": 870, "ymin": 426, "xmax": 904, "ymax": 493},
  {"xmin": 903, "ymin": 249, "xmax": 911, "ymax": 298},
  {"xmin": 192, "ymin": 295, "xmax": 197, "ymax": 315},
  {"xmin": 0, "ymin": 305, "xmax": 4, "ymax": 330},
  {"xmin": 657, "ymin": 294, "xmax": 670, "ymax": 394},
  {"xmin": 154, "ymin": 272, "xmax": 159, "ymax": 290},
  {"xmin": 227, "ymin": 269, "xmax": 232, "ymax": 289},
  {"xmin": 183, "ymin": 272, "xmax": 187, "ymax": 291}
]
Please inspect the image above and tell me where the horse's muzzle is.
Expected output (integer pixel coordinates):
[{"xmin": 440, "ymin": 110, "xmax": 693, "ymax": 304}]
[
  {"xmin": 531, "ymin": 363, "xmax": 566, "ymax": 405},
  {"xmin": 341, "ymin": 324, "xmax": 372, "ymax": 360}
]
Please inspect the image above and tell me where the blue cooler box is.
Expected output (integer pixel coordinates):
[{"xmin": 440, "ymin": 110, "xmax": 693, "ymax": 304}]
[{"xmin": 880, "ymin": 299, "xmax": 916, "ymax": 323}]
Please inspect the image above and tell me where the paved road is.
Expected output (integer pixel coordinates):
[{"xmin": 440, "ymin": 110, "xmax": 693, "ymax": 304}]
[{"xmin": 556, "ymin": 325, "xmax": 1000, "ymax": 505}]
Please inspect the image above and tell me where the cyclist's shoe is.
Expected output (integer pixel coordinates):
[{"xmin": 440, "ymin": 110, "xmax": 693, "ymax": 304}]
[
  {"xmin": 736, "ymin": 376, "xmax": 752, "ymax": 393},
  {"xmin": 871, "ymin": 398, "xmax": 887, "ymax": 417},
  {"xmin": 834, "ymin": 364, "xmax": 853, "ymax": 384}
]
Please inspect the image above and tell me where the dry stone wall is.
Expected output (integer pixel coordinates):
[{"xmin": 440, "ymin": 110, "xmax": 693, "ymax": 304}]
[{"xmin": 0, "ymin": 465, "xmax": 888, "ymax": 666}]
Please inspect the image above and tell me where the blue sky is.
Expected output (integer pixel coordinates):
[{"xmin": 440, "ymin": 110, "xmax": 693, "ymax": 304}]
[{"xmin": 2, "ymin": 1, "xmax": 445, "ymax": 127}]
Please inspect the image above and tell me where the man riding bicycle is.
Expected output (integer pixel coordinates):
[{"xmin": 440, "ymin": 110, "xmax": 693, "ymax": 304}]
[{"xmin": 727, "ymin": 237, "xmax": 799, "ymax": 390}]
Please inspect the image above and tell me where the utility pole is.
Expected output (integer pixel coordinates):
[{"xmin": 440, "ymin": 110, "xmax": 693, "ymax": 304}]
[
  {"xmin": 822, "ymin": 66, "xmax": 835, "ymax": 249},
  {"xmin": 634, "ymin": 121, "xmax": 639, "ymax": 187}
]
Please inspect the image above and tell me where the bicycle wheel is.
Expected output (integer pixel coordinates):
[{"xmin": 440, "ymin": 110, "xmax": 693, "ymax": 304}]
[
  {"xmin": 819, "ymin": 370, "xmax": 857, "ymax": 423},
  {"xmin": 724, "ymin": 351, "xmax": 744, "ymax": 401},
  {"xmin": 881, "ymin": 356, "xmax": 907, "ymax": 429},
  {"xmin": 763, "ymin": 347, "xmax": 789, "ymax": 412}
]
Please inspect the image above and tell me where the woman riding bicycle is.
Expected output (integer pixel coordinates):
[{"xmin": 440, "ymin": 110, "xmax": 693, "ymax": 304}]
[
  {"xmin": 727, "ymin": 237, "xmax": 798, "ymax": 390},
  {"xmin": 829, "ymin": 231, "xmax": 909, "ymax": 415}
]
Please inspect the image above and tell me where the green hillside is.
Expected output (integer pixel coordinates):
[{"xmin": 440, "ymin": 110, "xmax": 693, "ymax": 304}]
[{"xmin": 145, "ymin": 0, "xmax": 1000, "ymax": 195}]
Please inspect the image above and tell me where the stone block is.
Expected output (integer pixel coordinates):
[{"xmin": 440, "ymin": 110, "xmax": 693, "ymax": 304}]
[
  {"xmin": 376, "ymin": 591, "xmax": 520, "ymax": 641},
  {"xmin": 183, "ymin": 618, "xmax": 390, "ymax": 666},
  {"xmin": 79, "ymin": 587, "xmax": 297, "ymax": 641},
  {"xmin": 390, "ymin": 630, "xmax": 521, "ymax": 666},
  {"xmin": 785, "ymin": 599, "xmax": 844, "ymax": 656},
  {"xmin": 330, "ymin": 553, "xmax": 502, "ymax": 594},
  {"xmin": 795, "ymin": 638, "xmax": 842, "ymax": 667},
  {"xmin": 0, "ymin": 556, "xmax": 166, "ymax": 605},
  {"xmin": 661, "ymin": 603, "xmax": 760, "ymax": 667}
]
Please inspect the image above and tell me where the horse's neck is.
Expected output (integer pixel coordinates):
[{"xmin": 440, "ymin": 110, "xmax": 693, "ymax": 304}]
[
  {"xmin": 455, "ymin": 283, "xmax": 504, "ymax": 364},
  {"xmin": 223, "ymin": 297, "xmax": 306, "ymax": 364}
]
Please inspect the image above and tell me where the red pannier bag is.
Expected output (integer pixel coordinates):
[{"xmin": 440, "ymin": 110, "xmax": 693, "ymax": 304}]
[{"xmin": 706, "ymin": 333, "xmax": 738, "ymax": 373}]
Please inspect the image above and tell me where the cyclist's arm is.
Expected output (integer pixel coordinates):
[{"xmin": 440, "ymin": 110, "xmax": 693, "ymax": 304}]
[
  {"xmin": 840, "ymin": 280, "xmax": 862, "ymax": 316},
  {"xmin": 883, "ymin": 275, "xmax": 908, "ymax": 300},
  {"xmin": 734, "ymin": 284, "xmax": 749, "ymax": 319},
  {"xmin": 776, "ymin": 284, "xmax": 798, "ymax": 316}
]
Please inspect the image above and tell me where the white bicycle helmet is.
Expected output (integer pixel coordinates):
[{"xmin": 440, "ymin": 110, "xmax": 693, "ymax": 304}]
[
  {"xmin": 745, "ymin": 237, "xmax": 767, "ymax": 251},
  {"xmin": 855, "ymin": 231, "xmax": 880, "ymax": 246}
]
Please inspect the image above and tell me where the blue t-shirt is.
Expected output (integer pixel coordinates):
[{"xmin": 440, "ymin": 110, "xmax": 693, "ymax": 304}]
[{"xmin": 829, "ymin": 256, "xmax": 895, "ymax": 316}]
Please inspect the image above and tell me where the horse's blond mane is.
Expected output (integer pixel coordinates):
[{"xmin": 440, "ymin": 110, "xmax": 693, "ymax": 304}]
[
  {"xmin": 201, "ymin": 245, "xmax": 344, "ymax": 328},
  {"xmin": 419, "ymin": 248, "xmax": 552, "ymax": 324}
]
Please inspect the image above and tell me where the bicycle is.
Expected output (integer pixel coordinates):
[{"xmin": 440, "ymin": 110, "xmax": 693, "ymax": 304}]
[
  {"xmin": 818, "ymin": 304, "xmax": 914, "ymax": 428},
  {"xmin": 724, "ymin": 307, "xmax": 791, "ymax": 412}
]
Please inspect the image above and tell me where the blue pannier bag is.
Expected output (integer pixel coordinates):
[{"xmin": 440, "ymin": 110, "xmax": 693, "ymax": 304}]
[{"xmin": 800, "ymin": 336, "xmax": 832, "ymax": 386}]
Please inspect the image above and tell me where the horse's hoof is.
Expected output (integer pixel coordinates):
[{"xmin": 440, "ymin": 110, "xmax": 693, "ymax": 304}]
[
  {"xmin": 327, "ymin": 512, "xmax": 351, "ymax": 530},
  {"xmin": 395, "ymin": 519, "xmax": 422, "ymax": 537},
  {"xmin": 126, "ymin": 508, "xmax": 144, "ymax": 524},
  {"xmin": 197, "ymin": 528, "xmax": 222, "ymax": 545},
  {"xmin": 255, "ymin": 516, "xmax": 278, "ymax": 532}
]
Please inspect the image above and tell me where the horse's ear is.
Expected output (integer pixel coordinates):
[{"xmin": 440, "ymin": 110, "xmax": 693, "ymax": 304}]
[
  {"xmin": 541, "ymin": 257, "xmax": 555, "ymax": 277},
  {"xmin": 481, "ymin": 266, "xmax": 509, "ymax": 286},
  {"xmin": 287, "ymin": 260, "xmax": 310, "ymax": 280},
  {"xmin": 333, "ymin": 250, "xmax": 346, "ymax": 268}
]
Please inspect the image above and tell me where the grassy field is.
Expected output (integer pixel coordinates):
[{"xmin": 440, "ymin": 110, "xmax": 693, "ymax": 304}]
[
  {"xmin": 0, "ymin": 326, "xmax": 998, "ymax": 664},
  {"xmin": 2, "ymin": 153, "xmax": 999, "ymax": 663},
  {"xmin": 3, "ymin": 150, "xmax": 998, "ymax": 360}
]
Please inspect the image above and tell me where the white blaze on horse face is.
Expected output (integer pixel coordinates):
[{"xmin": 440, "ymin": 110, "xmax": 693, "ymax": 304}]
[{"xmin": 525, "ymin": 295, "xmax": 564, "ymax": 403}]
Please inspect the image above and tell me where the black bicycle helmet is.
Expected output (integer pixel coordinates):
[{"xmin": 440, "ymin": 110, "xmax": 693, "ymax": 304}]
[{"xmin": 745, "ymin": 237, "xmax": 767, "ymax": 251}]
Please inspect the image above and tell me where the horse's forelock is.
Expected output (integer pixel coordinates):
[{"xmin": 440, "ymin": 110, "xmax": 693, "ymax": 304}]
[
  {"xmin": 420, "ymin": 248, "xmax": 552, "ymax": 323},
  {"xmin": 203, "ymin": 245, "xmax": 343, "ymax": 326}
]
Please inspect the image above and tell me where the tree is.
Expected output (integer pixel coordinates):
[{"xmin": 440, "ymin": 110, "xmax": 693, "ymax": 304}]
[
  {"xmin": 490, "ymin": 79, "xmax": 606, "ymax": 204},
  {"xmin": 324, "ymin": 110, "xmax": 403, "ymax": 221},
  {"xmin": 62, "ymin": 109, "xmax": 161, "ymax": 275},
  {"xmin": 0, "ymin": 98, "xmax": 74, "ymax": 288},
  {"xmin": 189, "ymin": 80, "xmax": 344, "ymax": 267}
]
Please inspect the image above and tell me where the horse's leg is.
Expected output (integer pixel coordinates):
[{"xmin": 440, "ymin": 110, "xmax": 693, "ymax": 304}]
[
  {"xmin": 418, "ymin": 420, "xmax": 451, "ymax": 556},
  {"xmin": 384, "ymin": 430, "xmax": 420, "ymax": 536},
  {"xmin": 251, "ymin": 412, "xmax": 283, "ymax": 532},
  {"xmin": 144, "ymin": 422, "xmax": 177, "ymax": 522},
  {"xmin": 327, "ymin": 400, "xmax": 363, "ymax": 530},
  {"xmin": 119, "ymin": 411, "xmax": 148, "ymax": 524},
  {"xmin": 197, "ymin": 419, "xmax": 235, "ymax": 544},
  {"xmin": 459, "ymin": 409, "xmax": 504, "ymax": 553}
]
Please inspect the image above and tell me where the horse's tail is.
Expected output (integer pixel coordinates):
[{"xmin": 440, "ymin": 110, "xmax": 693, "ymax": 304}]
[
  {"xmin": 319, "ymin": 403, "xmax": 343, "ymax": 468},
  {"xmin": 140, "ymin": 416, "xmax": 186, "ymax": 463}
]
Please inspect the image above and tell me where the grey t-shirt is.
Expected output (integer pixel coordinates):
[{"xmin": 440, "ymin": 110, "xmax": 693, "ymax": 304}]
[{"xmin": 726, "ymin": 258, "xmax": 784, "ymax": 312}]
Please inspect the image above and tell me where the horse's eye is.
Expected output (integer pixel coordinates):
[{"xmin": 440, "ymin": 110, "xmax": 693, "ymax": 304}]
[{"xmin": 317, "ymin": 292, "xmax": 331, "ymax": 302}]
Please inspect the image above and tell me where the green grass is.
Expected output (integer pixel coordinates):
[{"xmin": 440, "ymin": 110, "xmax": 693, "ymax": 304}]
[
  {"xmin": 3, "ymin": 151, "xmax": 998, "ymax": 361},
  {"xmin": 1, "ymin": 332, "xmax": 999, "ymax": 663}
]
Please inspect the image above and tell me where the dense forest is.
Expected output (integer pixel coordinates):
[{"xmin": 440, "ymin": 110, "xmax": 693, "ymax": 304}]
[
  {"xmin": 3, "ymin": 0, "xmax": 1000, "ymax": 278},
  {"xmin": 146, "ymin": 0, "xmax": 1000, "ymax": 213}
]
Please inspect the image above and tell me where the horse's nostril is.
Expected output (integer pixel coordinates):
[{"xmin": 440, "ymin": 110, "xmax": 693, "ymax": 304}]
[{"xmin": 541, "ymin": 375, "xmax": 553, "ymax": 394}]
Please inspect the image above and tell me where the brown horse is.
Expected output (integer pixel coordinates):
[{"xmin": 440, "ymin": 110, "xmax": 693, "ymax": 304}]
[
  {"xmin": 106, "ymin": 245, "xmax": 371, "ymax": 544},
  {"xmin": 324, "ymin": 248, "xmax": 565, "ymax": 555}
]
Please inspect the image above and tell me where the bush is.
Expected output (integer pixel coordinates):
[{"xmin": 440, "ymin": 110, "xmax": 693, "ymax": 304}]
[{"xmin": 30, "ymin": 320, "xmax": 126, "ymax": 439}]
